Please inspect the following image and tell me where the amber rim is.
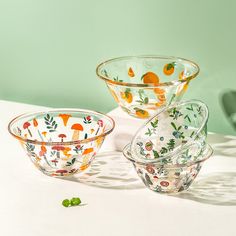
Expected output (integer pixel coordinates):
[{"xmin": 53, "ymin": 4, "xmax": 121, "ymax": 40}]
[
  {"xmin": 96, "ymin": 55, "xmax": 200, "ymax": 88},
  {"xmin": 8, "ymin": 108, "xmax": 115, "ymax": 146},
  {"xmin": 123, "ymin": 143, "xmax": 213, "ymax": 168}
]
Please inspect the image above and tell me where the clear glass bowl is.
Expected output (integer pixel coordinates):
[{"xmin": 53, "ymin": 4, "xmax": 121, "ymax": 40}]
[
  {"xmin": 8, "ymin": 109, "xmax": 115, "ymax": 177},
  {"xmin": 96, "ymin": 56, "xmax": 199, "ymax": 119},
  {"xmin": 130, "ymin": 100, "xmax": 208, "ymax": 162},
  {"xmin": 123, "ymin": 143, "xmax": 213, "ymax": 193}
]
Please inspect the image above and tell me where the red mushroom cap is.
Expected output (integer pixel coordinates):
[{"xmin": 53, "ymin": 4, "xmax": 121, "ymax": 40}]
[
  {"xmin": 23, "ymin": 122, "xmax": 31, "ymax": 129},
  {"xmin": 97, "ymin": 120, "xmax": 104, "ymax": 127},
  {"xmin": 58, "ymin": 134, "xmax": 67, "ymax": 138},
  {"xmin": 56, "ymin": 169, "xmax": 68, "ymax": 174},
  {"xmin": 52, "ymin": 145, "xmax": 65, "ymax": 151}
]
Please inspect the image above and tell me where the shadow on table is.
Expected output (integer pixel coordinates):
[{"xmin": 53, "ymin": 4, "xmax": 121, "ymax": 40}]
[
  {"xmin": 220, "ymin": 89, "xmax": 236, "ymax": 130},
  {"xmin": 62, "ymin": 151, "xmax": 144, "ymax": 190},
  {"xmin": 112, "ymin": 132, "xmax": 133, "ymax": 151},
  {"xmin": 173, "ymin": 172, "xmax": 236, "ymax": 206},
  {"xmin": 208, "ymin": 133, "xmax": 236, "ymax": 157}
]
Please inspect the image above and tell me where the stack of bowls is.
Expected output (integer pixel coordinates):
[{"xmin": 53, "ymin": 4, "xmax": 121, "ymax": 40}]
[
  {"xmin": 97, "ymin": 56, "xmax": 213, "ymax": 193},
  {"xmin": 123, "ymin": 100, "xmax": 213, "ymax": 193}
]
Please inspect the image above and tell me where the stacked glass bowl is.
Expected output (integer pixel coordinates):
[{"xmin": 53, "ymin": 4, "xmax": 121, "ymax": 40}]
[{"xmin": 97, "ymin": 56, "xmax": 213, "ymax": 193}]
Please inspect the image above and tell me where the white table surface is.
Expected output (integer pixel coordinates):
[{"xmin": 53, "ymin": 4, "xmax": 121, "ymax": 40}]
[{"xmin": 0, "ymin": 100, "xmax": 236, "ymax": 236}]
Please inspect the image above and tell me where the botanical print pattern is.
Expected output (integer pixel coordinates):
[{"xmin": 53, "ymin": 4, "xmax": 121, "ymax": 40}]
[
  {"xmin": 132, "ymin": 101, "xmax": 208, "ymax": 163},
  {"xmin": 123, "ymin": 143, "xmax": 212, "ymax": 193},
  {"xmin": 12, "ymin": 112, "xmax": 109, "ymax": 177},
  {"xmin": 100, "ymin": 59, "xmax": 193, "ymax": 119},
  {"xmin": 134, "ymin": 162, "xmax": 203, "ymax": 193}
]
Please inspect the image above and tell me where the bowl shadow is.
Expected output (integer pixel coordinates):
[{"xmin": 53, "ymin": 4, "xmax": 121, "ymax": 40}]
[
  {"xmin": 173, "ymin": 172, "xmax": 236, "ymax": 206},
  {"xmin": 62, "ymin": 151, "xmax": 144, "ymax": 190},
  {"xmin": 208, "ymin": 133, "xmax": 236, "ymax": 157}
]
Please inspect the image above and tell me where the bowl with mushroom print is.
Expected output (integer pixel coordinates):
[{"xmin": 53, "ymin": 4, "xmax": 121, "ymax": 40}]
[
  {"xmin": 8, "ymin": 109, "xmax": 115, "ymax": 177},
  {"xmin": 123, "ymin": 142, "xmax": 213, "ymax": 193},
  {"xmin": 96, "ymin": 56, "xmax": 199, "ymax": 119},
  {"xmin": 130, "ymin": 100, "xmax": 209, "ymax": 164}
]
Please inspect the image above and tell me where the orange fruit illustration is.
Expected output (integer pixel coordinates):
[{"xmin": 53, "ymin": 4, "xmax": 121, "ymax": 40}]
[
  {"xmin": 155, "ymin": 101, "xmax": 165, "ymax": 107},
  {"xmin": 120, "ymin": 88, "xmax": 133, "ymax": 103},
  {"xmin": 134, "ymin": 108, "xmax": 149, "ymax": 118},
  {"xmin": 157, "ymin": 94, "xmax": 166, "ymax": 102},
  {"xmin": 154, "ymin": 87, "xmax": 165, "ymax": 95},
  {"xmin": 163, "ymin": 63, "xmax": 175, "ymax": 76},
  {"xmin": 141, "ymin": 72, "xmax": 159, "ymax": 84},
  {"xmin": 128, "ymin": 67, "xmax": 135, "ymax": 77}
]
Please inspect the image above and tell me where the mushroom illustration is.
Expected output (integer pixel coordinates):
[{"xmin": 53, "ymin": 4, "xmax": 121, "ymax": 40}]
[
  {"xmin": 42, "ymin": 131, "xmax": 47, "ymax": 138},
  {"xmin": 96, "ymin": 136, "xmax": 104, "ymax": 147},
  {"xmin": 62, "ymin": 147, "xmax": 72, "ymax": 160},
  {"xmin": 51, "ymin": 159, "xmax": 58, "ymax": 166},
  {"xmin": 81, "ymin": 148, "xmax": 94, "ymax": 170},
  {"xmin": 39, "ymin": 145, "xmax": 52, "ymax": 167},
  {"xmin": 39, "ymin": 145, "xmax": 47, "ymax": 156},
  {"xmin": 33, "ymin": 118, "xmax": 44, "ymax": 141},
  {"xmin": 23, "ymin": 122, "xmax": 32, "ymax": 137},
  {"xmin": 59, "ymin": 114, "xmax": 71, "ymax": 126},
  {"xmin": 90, "ymin": 128, "xmax": 95, "ymax": 134},
  {"xmin": 58, "ymin": 133, "xmax": 66, "ymax": 142},
  {"xmin": 95, "ymin": 119, "xmax": 104, "ymax": 135},
  {"xmin": 71, "ymin": 123, "xmax": 84, "ymax": 141},
  {"xmin": 33, "ymin": 118, "xmax": 38, "ymax": 127},
  {"xmin": 82, "ymin": 147, "xmax": 94, "ymax": 156},
  {"xmin": 55, "ymin": 169, "xmax": 68, "ymax": 176},
  {"xmin": 52, "ymin": 145, "xmax": 65, "ymax": 159}
]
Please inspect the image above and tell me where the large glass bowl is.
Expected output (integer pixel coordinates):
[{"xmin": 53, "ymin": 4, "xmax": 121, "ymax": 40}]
[
  {"xmin": 96, "ymin": 56, "xmax": 199, "ymax": 119},
  {"xmin": 8, "ymin": 109, "xmax": 115, "ymax": 177},
  {"xmin": 123, "ymin": 143, "xmax": 213, "ymax": 193}
]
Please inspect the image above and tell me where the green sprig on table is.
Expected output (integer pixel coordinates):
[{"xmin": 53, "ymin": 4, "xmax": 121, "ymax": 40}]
[{"xmin": 62, "ymin": 197, "xmax": 81, "ymax": 207}]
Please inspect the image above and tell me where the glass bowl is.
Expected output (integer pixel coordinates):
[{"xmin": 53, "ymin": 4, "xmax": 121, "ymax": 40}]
[
  {"xmin": 123, "ymin": 143, "xmax": 213, "ymax": 193},
  {"xmin": 96, "ymin": 56, "xmax": 199, "ymax": 119},
  {"xmin": 8, "ymin": 109, "xmax": 115, "ymax": 177},
  {"xmin": 130, "ymin": 100, "xmax": 208, "ymax": 162}
]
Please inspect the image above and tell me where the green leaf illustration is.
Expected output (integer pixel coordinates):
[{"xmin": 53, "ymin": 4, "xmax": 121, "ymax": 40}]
[
  {"xmin": 171, "ymin": 122, "xmax": 177, "ymax": 130},
  {"xmin": 44, "ymin": 114, "xmax": 58, "ymax": 132},
  {"xmin": 184, "ymin": 115, "xmax": 191, "ymax": 123},
  {"xmin": 150, "ymin": 118, "xmax": 158, "ymax": 128},
  {"xmin": 167, "ymin": 139, "xmax": 175, "ymax": 151},
  {"xmin": 145, "ymin": 128, "xmax": 152, "ymax": 136},
  {"xmin": 186, "ymin": 105, "xmax": 194, "ymax": 111},
  {"xmin": 153, "ymin": 150, "xmax": 159, "ymax": 158}
]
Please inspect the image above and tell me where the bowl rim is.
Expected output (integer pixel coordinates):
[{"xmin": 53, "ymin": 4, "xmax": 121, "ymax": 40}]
[
  {"xmin": 130, "ymin": 99, "xmax": 209, "ymax": 160},
  {"xmin": 96, "ymin": 55, "xmax": 200, "ymax": 88},
  {"xmin": 123, "ymin": 143, "xmax": 213, "ymax": 168},
  {"xmin": 8, "ymin": 108, "xmax": 115, "ymax": 146}
]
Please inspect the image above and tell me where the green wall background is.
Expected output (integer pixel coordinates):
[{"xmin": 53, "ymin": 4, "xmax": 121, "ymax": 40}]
[{"xmin": 0, "ymin": 0, "xmax": 235, "ymax": 135}]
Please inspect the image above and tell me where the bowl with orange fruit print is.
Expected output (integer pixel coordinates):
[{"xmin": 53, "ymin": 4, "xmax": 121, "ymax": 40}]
[{"xmin": 96, "ymin": 56, "xmax": 199, "ymax": 119}]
